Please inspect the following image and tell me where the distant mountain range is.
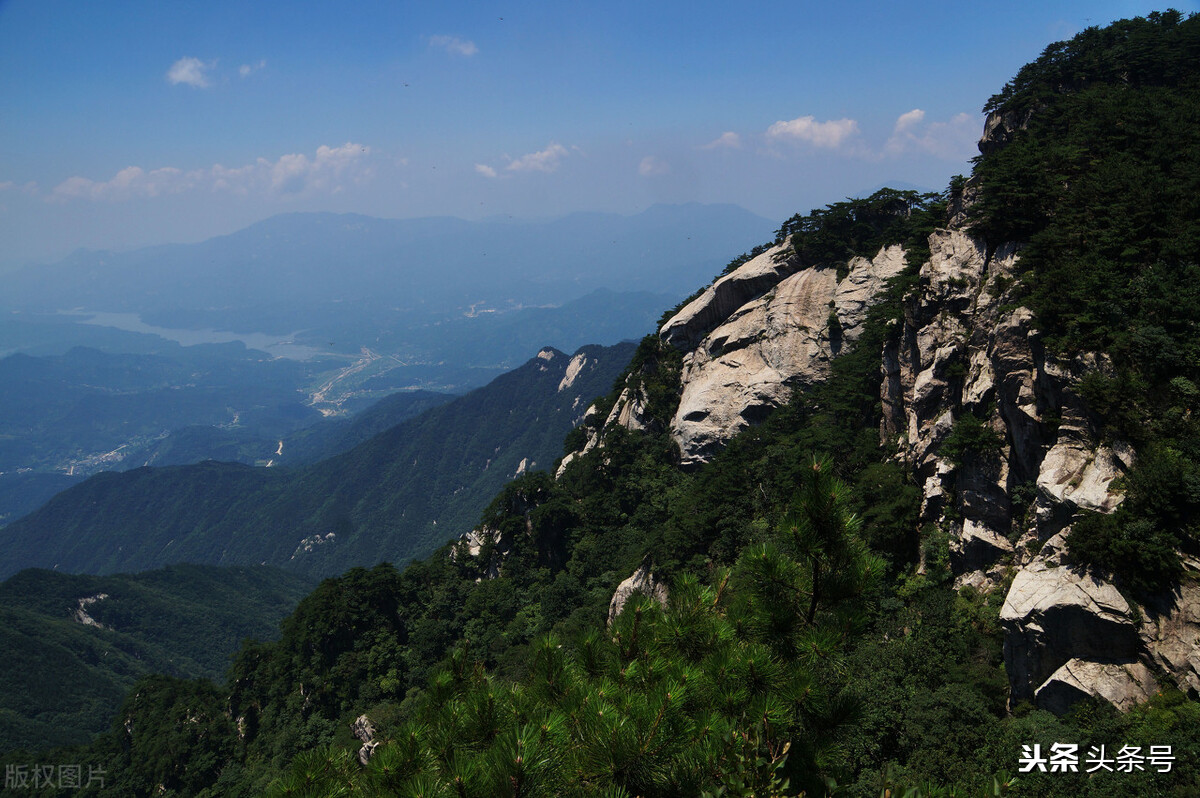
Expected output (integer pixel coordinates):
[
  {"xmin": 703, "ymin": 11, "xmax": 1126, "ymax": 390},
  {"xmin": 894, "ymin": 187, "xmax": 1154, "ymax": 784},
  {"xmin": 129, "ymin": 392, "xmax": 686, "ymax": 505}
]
[
  {"xmin": 1, "ymin": 204, "xmax": 776, "ymax": 344},
  {"xmin": 0, "ymin": 203, "xmax": 769, "ymax": 529}
]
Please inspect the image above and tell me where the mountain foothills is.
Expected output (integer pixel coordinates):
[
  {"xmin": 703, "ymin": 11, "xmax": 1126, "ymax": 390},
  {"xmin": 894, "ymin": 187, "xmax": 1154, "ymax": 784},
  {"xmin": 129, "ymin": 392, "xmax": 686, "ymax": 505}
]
[
  {"xmin": 4, "ymin": 12, "xmax": 1200, "ymax": 798},
  {"xmin": 0, "ymin": 343, "xmax": 636, "ymax": 579}
]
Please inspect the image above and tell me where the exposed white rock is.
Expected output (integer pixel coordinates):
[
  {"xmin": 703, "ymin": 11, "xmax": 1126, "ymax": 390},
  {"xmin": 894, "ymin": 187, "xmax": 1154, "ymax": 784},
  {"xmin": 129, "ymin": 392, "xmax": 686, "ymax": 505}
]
[
  {"xmin": 352, "ymin": 714, "xmax": 380, "ymax": 765},
  {"xmin": 452, "ymin": 526, "xmax": 501, "ymax": 579},
  {"xmin": 665, "ymin": 244, "xmax": 906, "ymax": 465},
  {"xmin": 1035, "ymin": 659, "xmax": 1160, "ymax": 714},
  {"xmin": 73, "ymin": 593, "xmax": 109, "ymax": 628},
  {"xmin": 555, "ymin": 451, "xmax": 580, "ymax": 479},
  {"xmin": 606, "ymin": 385, "xmax": 651, "ymax": 433},
  {"xmin": 290, "ymin": 532, "xmax": 336, "ymax": 560},
  {"xmin": 950, "ymin": 518, "xmax": 1014, "ymax": 575},
  {"xmin": 557, "ymin": 384, "xmax": 651, "ymax": 478},
  {"xmin": 1138, "ymin": 578, "xmax": 1200, "ymax": 694},
  {"xmin": 1036, "ymin": 441, "xmax": 1127, "ymax": 514},
  {"xmin": 557, "ymin": 353, "xmax": 589, "ymax": 392},
  {"xmin": 1000, "ymin": 531, "xmax": 1143, "ymax": 706},
  {"xmin": 660, "ymin": 242, "xmax": 800, "ymax": 351},
  {"xmin": 608, "ymin": 564, "xmax": 669, "ymax": 626}
]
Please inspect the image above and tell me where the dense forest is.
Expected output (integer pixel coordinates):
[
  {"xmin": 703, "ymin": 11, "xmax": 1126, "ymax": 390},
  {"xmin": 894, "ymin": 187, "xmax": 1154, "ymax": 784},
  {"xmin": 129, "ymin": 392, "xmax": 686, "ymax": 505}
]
[{"xmin": 3, "ymin": 11, "xmax": 1199, "ymax": 797}]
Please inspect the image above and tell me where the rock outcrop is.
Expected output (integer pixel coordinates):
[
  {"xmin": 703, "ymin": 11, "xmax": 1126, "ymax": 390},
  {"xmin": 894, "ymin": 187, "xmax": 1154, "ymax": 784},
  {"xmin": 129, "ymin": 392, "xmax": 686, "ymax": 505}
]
[
  {"xmin": 352, "ymin": 714, "xmax": 379, "ymax": 765},
  {"xmin": 549, "ymin": 145, "xmax": 1196, "ymax": 715},
  {"xmin": 1000, "ymin": 531, "xmax": 1143, "ymax": 708},
  {"xmin": 608, "ymin": 563, "xmax": 669, "ymax": 625},
  {"xmin": 660, "ymin": 242, "xmax": 907, "ymax": 465},
  {"xmin": 1035, "ymin": 659, "xmax": 1160, "ymax": 715},
  {"xmin": 880, "ymin": 226, "xmax": 1196, "ymax": 713},
  {"xmin": 72, "ymin": 593, "xmax": 109, "ymax": 628}
]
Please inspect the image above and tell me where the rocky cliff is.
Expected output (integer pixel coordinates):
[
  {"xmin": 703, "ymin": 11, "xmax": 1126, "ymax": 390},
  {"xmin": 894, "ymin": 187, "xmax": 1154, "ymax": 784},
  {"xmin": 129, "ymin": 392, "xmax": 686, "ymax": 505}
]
[
  {"xmin": 548, "ymin": 112, "xmax": 1199, "ymax": 714},
  {"xmin": 661, "ymin": 243, "xmax": 907, "ymax": 466},
  {"xmin": 880, "ymin": 217, "xmax": 1197, "ymax": 711}
]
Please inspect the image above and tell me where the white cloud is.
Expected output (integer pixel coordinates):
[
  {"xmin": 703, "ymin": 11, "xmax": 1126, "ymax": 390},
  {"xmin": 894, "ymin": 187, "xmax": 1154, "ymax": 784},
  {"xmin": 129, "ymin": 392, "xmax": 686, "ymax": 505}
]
[
  {"xmin": 638, "ymin": 156, "xmax": 669, "ymax": 176},
  {"xmin": 264, "ymin": 142, "xmax": 374, "ymax": 195},
  {"xmin": 885, "ymin": 110, "xmax": 979, "ymax": 160},
  {"xmin": 51, "ymin": 166, "xmax": 195, "ymax": 201},
  {"xmin": 766, "ymin": 115, "xmax": 860, "ymax": 149},
  {"xmin": 429, "ymin": 35, "xmax": 478, "ymax": 57},
  {"xmin": 49, "ymin": 143, "xmax": 375, "ymax": 203},
  {"xmin": 893, "ymin": 109, "xmax": 925, "ymax": 134},
  {"xmin": 166, "ymin": 57, "xmax": 214, "ymax": 88},
  {"xmin": 239, "ymin": 59, "xmax": 266, "ymax": 78},
  {"xmin": 699, "ymin": 132, "xmax": 741, "ymax": 150},
  {"xmin": 0, "ymin": 181, "xmax": 13, "ymax": 191},
  {"xmin": 475, "ymin": 163, "xmax": 498, "ymax": 178},
  {"xmin": 506, "ymin": 143, "xmax": 568, "ymax": 173}
]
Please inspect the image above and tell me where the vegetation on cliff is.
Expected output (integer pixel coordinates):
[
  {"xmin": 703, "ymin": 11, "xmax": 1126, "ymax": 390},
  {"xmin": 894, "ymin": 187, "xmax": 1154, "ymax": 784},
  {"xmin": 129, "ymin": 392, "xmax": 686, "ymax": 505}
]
[{"xmin": 969, "ymin": 9, "xmax": 1200, "ymax": 593}]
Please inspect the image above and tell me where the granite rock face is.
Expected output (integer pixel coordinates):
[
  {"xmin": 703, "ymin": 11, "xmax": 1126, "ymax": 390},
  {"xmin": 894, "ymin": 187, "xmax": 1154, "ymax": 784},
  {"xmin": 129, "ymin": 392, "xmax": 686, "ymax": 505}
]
[
  {"xmin": 608, "ymin": 563, "xmax": 669, "ymax": 626},
  {"xmin": 660, "ymin": 243, "xmax": 907, "ymax": 466},
  {"xmin": 352, "ymin": 714, "xmax": 379, "ymax": 765},
  {"xmin": 1000, "ymin": 532, "xmax": 1143, "ymax": 708},
  {"xmin": 877, "ymin": 227, "xmax": 1195, "ymax": 713},
  {"xmin": 1035, "ymin": 659, "xmax": 1160, "ymax": 715},
  {"xmin": 553, "ymin": 183, "xmax": 1197, "ymax": 715}
]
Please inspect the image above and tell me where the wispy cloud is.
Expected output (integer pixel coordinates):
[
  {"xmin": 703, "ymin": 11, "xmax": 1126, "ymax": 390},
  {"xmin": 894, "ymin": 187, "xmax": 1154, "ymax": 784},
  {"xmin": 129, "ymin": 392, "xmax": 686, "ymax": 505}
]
[
  {"xmin": 637, "ymin": 156, "xmax": 669, "ymax": 176},
  {"xmin": 49, "ymin": 143, "xmax": 375, "ymax": 203},
  {"xmin": 885, "ymin": 109, "xmax": 979, "ymax": 159},
  {"xmin": 429, "ymin": 35, "xmax": 478, "ymax": 57},
  {"xmin": 166, "ymin": 57, "xmax": 215, "ymax": 88},
  {"xmin": 766, "ymin": 115, "xmax": 860, "ymax": 149},
  {"xmin": 699, "ymin": 131, "xmax": 741, "ymax": 150},
  {"xmin": 506, "ymin": 143, "xmax": 568, "ymax": 173},
  {"xmin": 52, "ymin": 167, "xmax": 192, "ymax": 201},
  {"xmin": 239, "ymin": 59, "xmax": 266, "ymax": 78},
  {"xmin": 475, "ymin": 142, "xmax": 571, "ymax": 179}
]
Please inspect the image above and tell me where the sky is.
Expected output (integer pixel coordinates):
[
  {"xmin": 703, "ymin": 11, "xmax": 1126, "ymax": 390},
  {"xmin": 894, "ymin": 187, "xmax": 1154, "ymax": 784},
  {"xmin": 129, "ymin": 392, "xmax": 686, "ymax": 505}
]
[{"xmin": 0, "ymin": 0, "xmax": 1193, "ymax": 266}]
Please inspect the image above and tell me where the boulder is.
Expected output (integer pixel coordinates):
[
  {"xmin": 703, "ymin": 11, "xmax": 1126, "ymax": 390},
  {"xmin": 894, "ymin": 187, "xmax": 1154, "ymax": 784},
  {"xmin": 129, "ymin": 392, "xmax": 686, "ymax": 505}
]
[
  {"xmin": 352, "ymin": 714, "xmax": 380, "ymax": 765},
  {"xmin": 1035, "ymin": 659, "xmax": 1159, "ymax": 714},
  {"xmin": 1000, "ymin": 533, "xmax": 1142, "ymax": 705}
]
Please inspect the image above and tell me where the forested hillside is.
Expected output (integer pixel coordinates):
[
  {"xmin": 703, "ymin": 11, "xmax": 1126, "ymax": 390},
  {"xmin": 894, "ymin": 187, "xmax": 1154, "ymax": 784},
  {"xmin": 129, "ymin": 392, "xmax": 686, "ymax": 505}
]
[
  {"xmin": 4, "ymin": 12, "xmax": 1199, "ymax": 798},
  {"xmin": 0, "ymin": 565, "xmax": 313, "ymax": 752}
]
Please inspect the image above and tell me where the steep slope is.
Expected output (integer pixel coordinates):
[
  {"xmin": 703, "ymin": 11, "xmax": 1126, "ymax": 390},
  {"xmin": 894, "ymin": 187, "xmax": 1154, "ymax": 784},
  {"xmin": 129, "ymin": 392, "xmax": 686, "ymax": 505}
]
[
  {"xmin": 0, "ymin": 564, "xmax": 313, "ymax": 751},
  {"xmin": 559, "ymin": 11, "xmax": 1200, "ymax": 716},
  {"xmin": 0, "ymin": 343, "xmax": 635, "ymax": 579}
]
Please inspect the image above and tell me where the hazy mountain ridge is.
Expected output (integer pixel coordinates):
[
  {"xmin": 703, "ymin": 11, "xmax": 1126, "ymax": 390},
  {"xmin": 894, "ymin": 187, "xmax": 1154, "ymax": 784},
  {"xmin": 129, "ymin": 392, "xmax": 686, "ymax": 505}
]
[
  {"xmin": 0, "ymin": 342, "xmax": 636, "ymax": 579},
  {"xmin": 2, "ymin": 204, "xmax": 776, "ymax": 339}
]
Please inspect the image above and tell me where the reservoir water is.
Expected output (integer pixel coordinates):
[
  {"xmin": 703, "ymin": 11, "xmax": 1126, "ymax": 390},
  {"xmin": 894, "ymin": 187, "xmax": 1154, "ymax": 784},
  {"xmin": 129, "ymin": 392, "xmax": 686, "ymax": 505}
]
[{"xmin": 61, "ymin": 310, "xmax": 329, "ymax": 360}]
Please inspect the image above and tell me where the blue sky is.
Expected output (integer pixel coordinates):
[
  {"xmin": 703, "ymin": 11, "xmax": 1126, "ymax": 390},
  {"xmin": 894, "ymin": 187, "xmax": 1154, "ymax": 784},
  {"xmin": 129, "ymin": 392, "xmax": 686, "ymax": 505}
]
[{"xmin": 0, "ymin": 0, "xmax": 1192, "ymax": 264}]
